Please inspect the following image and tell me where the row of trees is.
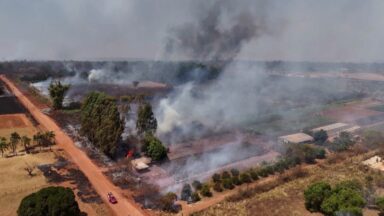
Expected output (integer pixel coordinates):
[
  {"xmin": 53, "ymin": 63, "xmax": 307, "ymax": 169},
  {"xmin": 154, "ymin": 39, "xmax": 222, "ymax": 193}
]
[{"xmin": 0, "ymin": 131, "xmax": 55, "ymax": 157}]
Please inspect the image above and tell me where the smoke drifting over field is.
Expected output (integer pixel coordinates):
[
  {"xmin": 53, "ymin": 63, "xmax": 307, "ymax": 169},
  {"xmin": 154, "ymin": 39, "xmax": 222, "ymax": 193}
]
[{"xmin": 165, "ymin": 1, "xmax": 264, "ymax": 62}]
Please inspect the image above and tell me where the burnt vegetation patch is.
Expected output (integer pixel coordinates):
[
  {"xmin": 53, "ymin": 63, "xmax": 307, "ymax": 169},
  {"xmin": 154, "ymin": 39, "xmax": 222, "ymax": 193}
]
[
  {"xmin": 37, "ymin": 155, "xmax": 102, "ymax": 204},
  {"xmin": 0, "ymin": 96, "xmax": 26, "ymax": 114}
]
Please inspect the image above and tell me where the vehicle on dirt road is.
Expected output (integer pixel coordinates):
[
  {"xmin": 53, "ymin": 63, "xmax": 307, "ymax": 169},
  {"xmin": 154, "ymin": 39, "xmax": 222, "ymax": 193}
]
[{"xmin": 108, "ymin": 192, "xmax": 118, "ymax": 204}]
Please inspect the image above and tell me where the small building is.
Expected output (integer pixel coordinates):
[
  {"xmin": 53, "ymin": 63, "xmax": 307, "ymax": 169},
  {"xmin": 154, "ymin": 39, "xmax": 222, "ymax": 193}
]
[
  {"xmin": 278, "ymin": 133, "xmax": 314, "ymax": 145},
  {"xmin": 131, "ymin": 157, "xmax": 151, "ymax": 171},
  {"xmin": 312, "ymin": 123, "xmax": 351, "ymax": 137}
]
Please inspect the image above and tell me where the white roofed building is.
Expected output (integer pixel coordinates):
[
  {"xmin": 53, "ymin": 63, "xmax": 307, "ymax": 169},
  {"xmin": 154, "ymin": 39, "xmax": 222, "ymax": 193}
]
[{"xmin": 278, "ymin": 133, "xmax": 314, "ymax": 145}]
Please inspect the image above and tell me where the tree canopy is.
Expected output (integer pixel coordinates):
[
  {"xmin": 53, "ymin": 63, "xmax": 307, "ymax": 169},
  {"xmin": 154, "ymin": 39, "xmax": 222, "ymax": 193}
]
[
  {"xmin": 80, "ymin": 92, "xmax": 124, "ymax": 156},
  {"xmin": 17, "ymin": 186, "xmax": 83, "ymax": 216},
  {"xmin": 304, "ymin": 180, "xmax": 365, "ymax": 216},
  {"xmin": 48, "ymin": 81, "xmax": 70, "ymax": 110},
  {"xmin": 142, "ymin": 133, "xmax": 167, "ymax": 161},
  {"xmin": 136, "ymin": 102, "xmax": 157, "ymax": 136},
  {"xmin": 313, "ymin": 129, "xmax": 328, "ymax": 145}
]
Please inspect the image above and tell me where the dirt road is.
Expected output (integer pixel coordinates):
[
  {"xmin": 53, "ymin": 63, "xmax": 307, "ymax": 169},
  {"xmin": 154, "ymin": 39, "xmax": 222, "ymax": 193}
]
[{"xmin": 0, "ymin": 75, "xmax": 148, "ymax": 216}]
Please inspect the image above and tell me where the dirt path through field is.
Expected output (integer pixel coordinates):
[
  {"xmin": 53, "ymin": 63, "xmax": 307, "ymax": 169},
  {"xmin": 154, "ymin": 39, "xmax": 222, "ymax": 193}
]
[{"xmin": 0, "ymin": 75, "xmax": 148, "ymax": 216}]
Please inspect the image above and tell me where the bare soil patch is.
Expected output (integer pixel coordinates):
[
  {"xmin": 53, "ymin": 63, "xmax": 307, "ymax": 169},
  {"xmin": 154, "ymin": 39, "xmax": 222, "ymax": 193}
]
[{"xmin": 0, "ymin": 114, "xmax": 30, "ymax": 128}]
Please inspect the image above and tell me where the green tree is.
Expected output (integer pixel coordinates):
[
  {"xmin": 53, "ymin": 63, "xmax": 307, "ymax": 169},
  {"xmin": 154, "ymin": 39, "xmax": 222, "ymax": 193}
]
[
  {"xmin": 191, "ymin": 192, "xmax": 201, "ymax": 202},
  {"xmin": 212, "ymin": 173, "xmax": 221, "ymax": 183},
  {"xmin": 21, "ymin": 136, "xmax": 31, "ymax": 154},
  {"xmin": 158, "ymin": 192, "xmax": 178, "ymax": 213},
  {"xmin": 33, "ymin": 132, "xmax": 44, "ymax": 151},
  {"xmin": 321, "ymin": 187, "xmax": 365, "ymax": 215},
  {"xmin": 80, "ymin": 92, "xmax": 124, "ymax": 156},
  {"xmin": 222, "ymin": 178, "xmax": 235, "ymax": 190},
  {"xmin": 313, "ymin": 129, "xmax": 328, "ymax": 145},
  {"xmin": 0, "ymin": 137, "xmax": 8, "ymax": 157},
  {"xmin": 304, "ymin": 181, "xmax": 332, "ymax": 212},
  {"xmin": 17, "ymin": 186, "xmax": 83, "ymax": 216},
  {"xmin": 376, "ymin": 196, "xmax": 384, "ymax": 215},
  {"xmin": 239, "ymin": 173, "xmax": 252, "ymax": 184},
  {"xmin": 136, "ymin": 102, "xmax": 157, "ymax": 135},
  {"xmin": 181, "ymin": 184, "xmax": 192, "ymax": 201},
  {"xmin": 330, "ymin": 131, "xmax": 355, "ymax": 152},
  {"xmin": 10, "ymin": 132, "xmax": 21, "ymax": 155},
  {"xmin": 230, "ymin": 168, "xmax": 240, "ymax": 177},
  {"xmin": 48, "ymin": 81, "xmax": 70, "ymax": 110},
  {"xmin": 200, "ymin": 184, "xmax": 212, "ymax": 197},
  {"xmin": 192, "ymin": 180, "xmax": 202, "ymax": 190},
  {"xmin": 143, "ymin": 133, "xmax": 167, "ymax": 161},
  {"xmin": 44, "ymin": 131, "xmax": 55, "ymax": 150}
]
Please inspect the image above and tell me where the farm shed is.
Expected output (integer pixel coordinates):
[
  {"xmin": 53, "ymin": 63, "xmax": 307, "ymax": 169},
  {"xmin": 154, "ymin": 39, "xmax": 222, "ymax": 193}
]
[
  {"xmin": 278, "ymin": 133, "xmax": 314, "ymax": 145},
  {"xmin": 312, "ymin": 123, "xmax": 351, "ymax": 136},
  {"xmin": 131, "ymin": 157, "xmax": 151, "ymax": 171}
]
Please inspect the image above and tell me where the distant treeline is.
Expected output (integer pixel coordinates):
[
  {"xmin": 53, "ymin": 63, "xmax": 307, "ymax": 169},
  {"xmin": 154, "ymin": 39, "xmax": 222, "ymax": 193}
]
[{"xmin": 3, "ymin": 60, "xmax": 384, "ymax": 85}]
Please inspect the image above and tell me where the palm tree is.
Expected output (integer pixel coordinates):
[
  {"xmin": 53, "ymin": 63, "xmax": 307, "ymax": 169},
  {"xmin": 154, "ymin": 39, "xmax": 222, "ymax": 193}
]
[
  {"xmin": 21, "ymin": 136, "xmax": 31, "ymax": 154},
  {"xmin": 10, "ymin": 132, "xmax": 21, "ymax": 155},
  {"xmin": 0, "ymin": 137, "xmax": 8, "ymax": 157},
  {"xmin": 45, "ymin": 131, "xmax": 55, "ymax": 150},
  {"xmin": 33, "ymin": 132, "xmax": 43, "ymax": 151}
]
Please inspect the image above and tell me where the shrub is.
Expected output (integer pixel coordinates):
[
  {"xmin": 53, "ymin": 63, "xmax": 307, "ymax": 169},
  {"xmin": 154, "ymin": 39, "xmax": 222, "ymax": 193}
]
[
  {"xmin": 329, "ymin": 132, "xmax": 356, "ymax": 152},
  {"xmin": 191, "ymin": 192, "xmax": 201, "ymax": 203},
  {"xmin": 230, "ymin": 168, "xmax": 240, "ymax": 177},
  {"xmin": 232, "ymin": 176, "xmax": 242, "ymax": 186},
  {"xmin": 239, "ymin": 173, "xmax": 252, "ymax": 184},
  {"xmin": 376, "ymin": 196, "xmax": 384, "ymax": 215},
  {"xmin": 200, "ymin": 185, "xmax": 212, "ymax": 197},
  {"xmin": 321, "ymin": 188, "xmax": 365, "ymax": 215},
  {"xmin": 222, "ymin": 178, "xmax": 235, "ymax": 190},
  {"xmin": 192, "ymin": 180, "xmax": 203, "ymax": 191},
  {"xmin": 17, "ymin": 186, "xmax": 83, "ymax": 216},
  {"xmin": 212, "ymin": 173, "xmax": 221, "ymax": 183},
  {"xmin": 249, "ymin": 169, "xmax": 259, "ymax": 181},
  {"xmin": 158, "ymin": 192, "xmax": 179, "ymax": 213},
  {"xmin": 313, "ymin": 129, "xmax": 328, "ymax": 145},
  {"xmin": 213, "ymin": 183, "xmax": 223, "ymax": 192},
  {"xmin": 222, "ymin": 171, "xmax": 231, "ymax": 179},
  {"xmin": 144, "ymin": 134, "xmax": 167, "ymax": 161},
  {"xmin": 180, "ymin": 184, "xmax": 192, "ymax": 201},
  {"xmin": 304, "ymin": 182, "xmax": 332, "ymax": 212}
]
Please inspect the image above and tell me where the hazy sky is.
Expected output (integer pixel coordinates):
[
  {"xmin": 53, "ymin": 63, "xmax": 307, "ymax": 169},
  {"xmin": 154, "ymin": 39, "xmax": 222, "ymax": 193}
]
[{"xmin": 1, "ymin": 0, "xmax": 384, "ymax": 62}]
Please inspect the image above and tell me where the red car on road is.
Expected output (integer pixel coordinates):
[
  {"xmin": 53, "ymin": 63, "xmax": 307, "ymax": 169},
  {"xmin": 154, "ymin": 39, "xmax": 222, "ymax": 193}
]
[{"xmin": 108, "ymin": 192, "xmax": 118, "ymax": 204}]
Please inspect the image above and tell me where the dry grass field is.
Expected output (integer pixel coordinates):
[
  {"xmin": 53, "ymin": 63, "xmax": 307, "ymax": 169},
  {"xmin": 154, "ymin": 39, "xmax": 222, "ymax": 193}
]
[
  {"xmin": 193, "ymin": 152, "xmax": 383, "ymax": 216},
  {"xmin": 0, "ymin": 113, "xmax": 112, "ymax": 216},
  {"xmin": 0, "ymin": 151, "xmax": 56, "ymax": 216}
]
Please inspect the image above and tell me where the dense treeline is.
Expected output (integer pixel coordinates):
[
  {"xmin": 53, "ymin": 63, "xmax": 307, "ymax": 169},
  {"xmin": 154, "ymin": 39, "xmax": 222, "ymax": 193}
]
[{"xmin": 80, "ymin": 92, "xmax": 124, "ymax": 156}]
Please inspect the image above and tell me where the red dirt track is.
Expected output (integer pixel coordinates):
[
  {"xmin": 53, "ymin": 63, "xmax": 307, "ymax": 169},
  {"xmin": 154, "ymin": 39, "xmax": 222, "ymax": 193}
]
[{"xmin": 0, "ymin": 75, "xmax": 148, "ymax": 216}]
